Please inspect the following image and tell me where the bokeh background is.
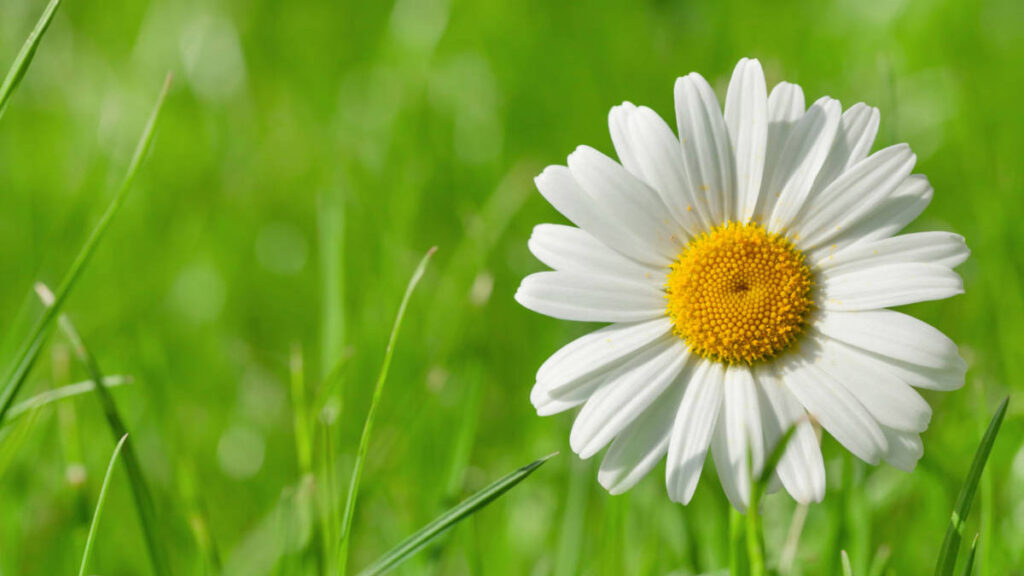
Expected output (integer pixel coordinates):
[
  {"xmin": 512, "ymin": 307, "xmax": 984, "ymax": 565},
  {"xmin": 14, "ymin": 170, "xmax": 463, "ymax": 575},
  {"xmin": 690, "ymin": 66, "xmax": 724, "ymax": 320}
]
[{"xmin": 0, "ymin": 0, "xmax": 1022, "ymax": 574}]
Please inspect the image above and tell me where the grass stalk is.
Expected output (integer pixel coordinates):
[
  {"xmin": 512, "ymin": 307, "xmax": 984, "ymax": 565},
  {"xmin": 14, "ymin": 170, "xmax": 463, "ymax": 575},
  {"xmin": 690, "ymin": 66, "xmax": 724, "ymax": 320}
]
[
  {"xmin": 78, "ymin": 433, "xmax": 129, "ymax": 576},
  {"xmin": 336, "ymin": 247, "xmax": 437, "ymax": 575},
  {"xmin": 36, "ymin": 284, "xmax": 170, "ymax": 576},
  {"xmin": 318, "ymin": 187, "xmax": 346, "ymax": 381},
  {"xmin": 0, "ymin": 72, "xmax": 172, "ymax": 429},
  {"xmin": 841, "ymin": 550, "xmax": 854, "ymax": 576},
  {"xmin": 356, "ymin": 453, "xmax": 556, "ymax": 576},
  {"xmin": 934, "ymin": 397, "xmax": 1009, "ymax": 576},
  {"xmin": 0, "ymin": 0, "xmax": 62, "ymax": 121},
  {"xmin": 4, "ymin": 376, "xmax": 132, "ymax": 425}
]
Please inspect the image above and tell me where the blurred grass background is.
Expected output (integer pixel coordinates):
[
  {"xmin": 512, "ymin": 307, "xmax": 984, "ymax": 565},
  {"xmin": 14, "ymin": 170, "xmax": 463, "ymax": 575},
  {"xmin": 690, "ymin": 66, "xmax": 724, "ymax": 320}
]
[{"xmin": 0, "ymin": 0, "xmax": 1022, "ymax": 574}]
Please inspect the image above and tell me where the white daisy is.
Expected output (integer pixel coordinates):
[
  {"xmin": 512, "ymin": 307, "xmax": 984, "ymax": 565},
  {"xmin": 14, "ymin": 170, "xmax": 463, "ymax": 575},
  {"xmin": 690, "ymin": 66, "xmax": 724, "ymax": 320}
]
[{"xmin": 515, "ymin": 57, "xmax": 968, "ymax": 511}]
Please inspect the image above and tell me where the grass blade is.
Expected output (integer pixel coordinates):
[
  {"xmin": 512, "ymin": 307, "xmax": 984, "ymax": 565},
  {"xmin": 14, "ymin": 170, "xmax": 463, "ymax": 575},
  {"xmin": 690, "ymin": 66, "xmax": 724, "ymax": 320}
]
[
  {"xmin": 0, "ymin": 0, "xmax": 62, "ymax": 121},
  {"xmin": 336, "ymin": 247, "xmax": 437, "ymax": 575},
  {"xmin": 0, "ymin": 72, "xmax": 173, "ymax": 429},
  {"xmin": 78, "ymin": 433, "xmax": 129, "ymax": 576},
  {"xmin": 934, "ymin": 397, "xmax": 1009, "ymax": 576},
  {"xmin": 841, "ymin": 550, "xmax": 854, "ymax": 576},
  {"xmin": 35, "ymin": 284, "xmax": 170, "ymax": 576},
  {"xmin": 357, "ymin": 453, "xmax": 557, "ymax": 576},
  {"xmin": 3, "ymin": 376, "xmax": 132, "ymax": 425},
  {"xmin": 960, "ymin": 535, "xmax": 979, "ymax": 576}
]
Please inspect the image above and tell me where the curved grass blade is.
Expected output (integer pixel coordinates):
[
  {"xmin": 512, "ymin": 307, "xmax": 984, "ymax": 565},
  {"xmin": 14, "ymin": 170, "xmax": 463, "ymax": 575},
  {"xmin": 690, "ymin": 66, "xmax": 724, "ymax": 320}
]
[
  {"xmin": 357, "ymin": 453, "xmax": 557, "ymax": 576},
  {"xmin": 3, "ymin": 376, "xmax": 132, "ymax": 425},
  {"xmin": 0, "ymin": 0, "xmax": 62, "ymax": 121},
  {"xmin": 0, "ymin": 72, "xmax": 172, "ymax": 429},
  {"xmin": 934, "ymin": 397, "xmax": 1009, "ymax": 576},
  {"xmin": 78, "ymin": 433, "xmax": 129, "ymax": 576},
  {"xmin": 35, "ymin": 284, "xmax": 169, "ymax": 576},
  {"xmin": 336, "ymin": 247, "xmax": 436, "ymax": 575}
]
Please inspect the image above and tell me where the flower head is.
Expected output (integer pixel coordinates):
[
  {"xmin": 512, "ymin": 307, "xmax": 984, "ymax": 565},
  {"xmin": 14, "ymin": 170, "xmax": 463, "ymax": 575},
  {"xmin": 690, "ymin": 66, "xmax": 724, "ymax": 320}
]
[{"xmin": 516, "ymin": 58, "xmax": 968, "ymax": 510}]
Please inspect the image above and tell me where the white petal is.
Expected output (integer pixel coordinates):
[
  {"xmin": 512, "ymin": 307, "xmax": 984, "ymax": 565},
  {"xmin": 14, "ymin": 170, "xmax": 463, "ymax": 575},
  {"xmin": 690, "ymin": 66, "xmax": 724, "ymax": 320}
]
[
  {"xmin": 811, "ymin": 309, "xmax": 966, "ymax": 374},
  {"xmin": 814, "ymin": 231, "xmax": 969, "ymax": 273},
  {"xmin": 568, "ymin": 146, "xmax": 685, "ymax": 262},
  {"xmin": 675, "ymin": 72, "xmax": 736, "ymax": 228},
  {"xmin": 711, "ymin": 365, "xmax": 764, "ymax": 511},
  {"xmin": 724, "ymin": 58, "xmax": 768, "ymax": 222},
  {"xmin": 609, "ymin": 103, "xmax": 702, "ymax": 236},
  {"xmin": 755, "ymin": 365, "xmax": 825, "ymax": 504},
  {"xmin": 753, "ymin": 82, "xmax": 805, "ymax": 222},
  {"xmin": 881, "ymin": 426, "xmax": 924, "ymax": 472},
  {"xmin": 812, "ymin": 336, "xmax": 932, "ymax": 433},
  {"xmin": 535, "ymin": 318, "xmax": 673, "ymax": 396},
  {"xmin": 767, "ymin": 97, "xmax": 842, "ymax": 233},
  {"xmin": 807, "ymin": 174, "xmax": 933, "ymax": 261},
  {"xmin": 535, "ymin": 165, "xmax": 672, "ymax": 266},
  {"xmin": 598, "ymin": 377, "xmax": 686, "ymax": 494},
  {"xmin": 868, "ymin": 359, "xmax": 966, "ymax": 392},
  {"xmin": 570, "ymin": 339, "xmax": 689, "ymax": 458},
  {"xmin": 793, "ymin": 144, "xmax": 917, "ymax": 250},
  {"xmin": 666, "ymin": 360, "xmax": 725, "ymax": 504},
  {"xmin": 532, "ymin": 378, "xmax": 604, "ymax": 417},
  {"xmin": 809, "ymin": 103, "xmax": 880, "ymax": 195},
  {"xmin": 777, "ymin": 347, "xmax": 888, "ymax": 464},
  {"xmin": 515, "ymin": 271, "xmax": 666, "ymax": 322},
  {"xmin": 820, "ymin": 262, "xmax": 964, "ymax": 311},
  {"xmin": 528, "ymin": 224, "xmax": 665, "ymax": 283}
]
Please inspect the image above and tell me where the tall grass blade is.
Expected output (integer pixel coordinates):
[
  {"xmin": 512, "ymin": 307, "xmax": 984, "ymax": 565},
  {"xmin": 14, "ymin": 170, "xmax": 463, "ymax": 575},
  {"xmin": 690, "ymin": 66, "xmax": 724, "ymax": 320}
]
[
  {"xmin": 78, "ymin": 433, "xmax": 129, "ymax": 576},
  {"xmin": 318, "ymin": 187, "xmax": 346, "ymax": 380},
  {"xmin": 960, "ymin": 535, "xmax": 979, "ymax": 576},
  {"xmin": 934, "ymin": 397, "xmax": 1009, "ymax": 576},
  {"xmin": 0, "ymin": 73, "xmax": 173, "ymax": 428},
  {"xmin": 0, "ymin": 0, "xmax": 62, "ymax": 121},
  {"xmin": 841, "ymin": 550, "xmax": 854, "ymax": 576},
  {"xmin": 867, "ymin": 545, "xmax": 892, "ymax": 576},
  {"xmin": 4, "ymin": 376, "xmax": 132, "ymax": 425},
  {"xmin": 35, "ymin": 284, "xmax": 170, "ymax": 576},
  {"xmin": 357, "ymin": 453, "xmax": 557, "ymax": 576},
  {"xmin": 336, "ymin": 247, "xmax": 437, "ymax": 575}
]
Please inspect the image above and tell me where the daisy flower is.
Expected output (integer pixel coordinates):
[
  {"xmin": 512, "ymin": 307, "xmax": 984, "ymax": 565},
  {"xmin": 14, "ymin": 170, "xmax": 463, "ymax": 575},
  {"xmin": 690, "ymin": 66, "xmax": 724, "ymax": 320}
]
[{"xmin": 515, "ymin": 58, "xmax": 968, "ymax": 511}]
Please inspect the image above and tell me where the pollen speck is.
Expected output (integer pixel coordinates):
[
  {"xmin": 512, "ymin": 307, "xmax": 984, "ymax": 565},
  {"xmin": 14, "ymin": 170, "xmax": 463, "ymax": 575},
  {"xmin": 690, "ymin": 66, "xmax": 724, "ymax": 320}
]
[{"xmin": 665, "ymin": 222, "xmax": 813, "ymax": 364}]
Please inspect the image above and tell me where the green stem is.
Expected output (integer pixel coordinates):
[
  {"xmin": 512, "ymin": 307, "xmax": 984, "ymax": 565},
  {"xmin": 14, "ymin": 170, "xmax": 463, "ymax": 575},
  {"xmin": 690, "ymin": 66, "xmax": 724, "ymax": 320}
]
[
  {"xmin": 746, "ymin": 486, "xmax": 765, "ymax": 576},
  {"xmin": 336, "ymin": 247, "xmax": 436, "ymax": 575},
  {"xmin": 730, "ymin": 508, "xmax": 748, "ymax": 576}
]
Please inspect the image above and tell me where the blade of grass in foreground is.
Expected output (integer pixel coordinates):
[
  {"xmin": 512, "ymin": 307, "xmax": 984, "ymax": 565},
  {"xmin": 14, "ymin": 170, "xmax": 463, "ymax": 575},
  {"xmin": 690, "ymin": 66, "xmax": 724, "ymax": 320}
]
[
  {"xmin": 78, "ymin": 433, "xmax": 129, "ymax": 576},
  {"xmin": 960, "ymin": 535, "xmax": 979, "ymax": 576},
  {"xmin": 357, "ymin": 453, "xmax": 557, "ymax": 576},
  {"xmin": 336, "ymin": 247, "xmax": 437, "ymax": 575},
  {"xmin": 841, "ymin": 550, "xmax": 854, "ymax": 576},
  {"xmin": 36, "ymin": 284, "xmax": 169, "ymax": 576},
  {"xmin": 0, "ymin": 0, "xmax": 62, "ymax": 121},
  {"xmin": 934, "ymin": 397, "xmax": 1009, "ymax": 576},
  {"xmin": 0, "ymin": 72, "xmax": 172, "ymax": 429}
]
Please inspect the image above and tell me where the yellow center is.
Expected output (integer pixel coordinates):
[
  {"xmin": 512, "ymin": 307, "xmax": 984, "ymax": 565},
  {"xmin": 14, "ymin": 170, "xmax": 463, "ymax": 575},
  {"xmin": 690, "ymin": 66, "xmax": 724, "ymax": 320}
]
[{"xmin": 665, "ymin": 222, "xmax": 813, "ymax": 364}]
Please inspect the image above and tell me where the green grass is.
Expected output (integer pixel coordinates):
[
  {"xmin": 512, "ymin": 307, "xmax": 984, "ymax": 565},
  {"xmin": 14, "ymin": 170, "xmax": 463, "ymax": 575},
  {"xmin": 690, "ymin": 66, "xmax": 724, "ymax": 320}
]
[{"xmin": 1, "ymin": 0, "xmax": 1023, "ymax": 574}]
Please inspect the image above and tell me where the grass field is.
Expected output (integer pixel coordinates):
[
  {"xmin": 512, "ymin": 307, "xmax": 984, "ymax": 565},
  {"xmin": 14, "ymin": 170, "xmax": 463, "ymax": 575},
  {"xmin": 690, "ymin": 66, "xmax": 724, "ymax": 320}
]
[{"xmin": 0, "ymin": 0, "xmax": 1022, "ymax": 574}]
